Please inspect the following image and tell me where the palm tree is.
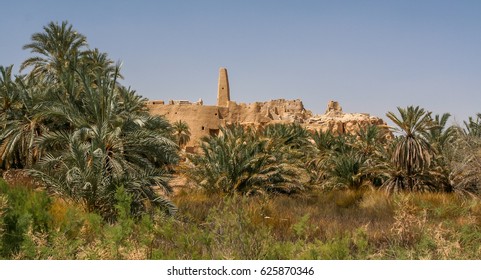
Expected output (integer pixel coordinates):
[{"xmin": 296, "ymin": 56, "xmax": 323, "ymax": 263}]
[
  {"xmin": 188, "ymin": 124, "xmax": 307, "ymax": 195},
  {"xmin": 311, "ymin": 129, "xmax": 337, "ymax": 153},
  {"xmin": 353, "ymin": 124, "xmax": 387, "ymax": 156},
  {"xmin": 261, "ymin": 123, "xmax": 312, "ymax": 172},
  {"xmin": 384, "ymin": 106, "xmax": 433, "ymax": 191},
  {"xmin": 350, "ymin": 124, "xmax": 389, "ymax": 188},
  {"xmin": 0, "ymin": 75, "xmax": 47, "ymax": 169},
  {"xmin": 30, "ymin": 129, "xmax": 177, "ymax": 220},
  {"xmin": 448, "ymin": 133, "xmax": 481, "ymax": 196},
  {"xmin": 172, "ymin": 120, "xmax": 191, "ymax": 148},
  {"xmin": 80, "ymin": 48, "xmax": 121, "ymax": 80},
  {"xmin": 20, "ymin": 21, "xmax": 88, "ymax": 81},
  {"xmin": 262, "ymin": 123, "xmax": 311, "ymax": 150},
  {"xmin": 0, "ymin": 65, "xmax": 20, "ymax": 124},
  {"xmin": 2, "ymin": 21, "xmax": 179, "ymax": 218},
  {"xmin": 321, "ymin": 151, "xmax": 367, "ymax": 190},
  {"xmin": 422, "ymin": 113, "xmax": 457, "ymax": 192},
  {"xmin": 425, "ymin": 113, "xmax": 455, "ymax": 152},
  {"xmin": 309, "ymin": 126, "xmax": 388, "ymax": 191},
  {"xmin": 463, "ymin": 114, "xmax": 481, "ymax": 137},
  {"xmin": 30, "ymin": 65, "xmax": 178, "ymax": 219},
  {"xmin": 443, "ymin": 113, "xmax": 481, "ymax": 196},
  {"xmin": 307, "ymin": 129, "xmax": 354, "ymax": 186}
]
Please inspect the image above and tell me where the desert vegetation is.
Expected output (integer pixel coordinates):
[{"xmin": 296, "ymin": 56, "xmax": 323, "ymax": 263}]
[{"xmin": 1, "ymin": 21, "xmax": 481, "ymax": 259}]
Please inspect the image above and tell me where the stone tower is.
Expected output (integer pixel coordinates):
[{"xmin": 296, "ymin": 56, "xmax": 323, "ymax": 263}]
[{"xmin": 217, "ymin": 67, "xmax": 230, "ymax": 107}]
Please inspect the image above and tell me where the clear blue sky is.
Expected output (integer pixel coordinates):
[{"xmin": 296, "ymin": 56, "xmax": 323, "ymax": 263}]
[{"xmin": 1, "ymin": 0, "xmax": 481, "ymax": 124}]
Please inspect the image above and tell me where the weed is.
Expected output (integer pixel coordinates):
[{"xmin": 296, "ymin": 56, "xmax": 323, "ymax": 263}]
[
  {"xmin": 1, "ymin": 178, "xmax": 481, "ymax": 259},
  {"xmin": 292, "ymin": 213, "xmax": 310, "ymax": 239}
]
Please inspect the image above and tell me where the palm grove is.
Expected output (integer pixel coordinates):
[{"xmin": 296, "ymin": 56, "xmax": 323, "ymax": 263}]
[{"xmin": 2, "ymin": 21, "xmax": 481, "ymax": 222}]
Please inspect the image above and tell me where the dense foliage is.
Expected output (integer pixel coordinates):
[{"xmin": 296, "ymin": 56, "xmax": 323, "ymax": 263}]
[
  {"xmin": 188, "ymin": 109, "xmax": 481, "ymax": 197},
  {"xmin": 1, "ymin": 21, "xmax": 178, "ymax": 220},
  {"xmin": 188, "ymin": 124, "xmax": 309, "ymax": 195}
]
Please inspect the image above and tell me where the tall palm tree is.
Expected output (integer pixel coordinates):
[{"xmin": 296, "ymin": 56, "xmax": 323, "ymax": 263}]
[
  {"xmin": 20, "ymin": 21, "xmax": 88, "ymax": 81},
  {"xmin": 0, "ymin": 75, "xmax": 47, "ymax": 169},
  {"xmin": 384, "ymin": 106, "xmax": 433, "ymax": 191},
  {"xmin": 30, "ymin": 66, "xmax": 178, "ymax": 219},
  {"xmin": 425, "ymin": 113, "xmax": 455, "ymax": 152},
  {"xmin": 0, "ymin": 65, "xmax": 20, "ymax": 124},
  {"xmin": 2, "ymin": 21, "xmax": 179, "ymax": 218},
  {"xmin": 422, "ymin": 113, "xmax": 457, "ymax": 192},
  {"xmin": 172, "ymin": 120, "xmax": 191, "ymax": 148},
  {"xmin": 80, "ymin": 48, "xmax": 121, "ymax": 80}
]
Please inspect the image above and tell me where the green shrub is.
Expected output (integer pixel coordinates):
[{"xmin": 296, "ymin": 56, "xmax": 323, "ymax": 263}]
[
  {"xmin": 105, "ymin": 187, "xmax": 135, "ymax": 259},
  {"xmin": 0, "ymin": 180, "xmax": 52, "ymax": 258},
  {"xmin": 301, "ymin": 237, "xmax": 351, "ymax": 260},
  {"xmin": 292, "ymin": 214, "xmax": 311, "ymax": 239}
]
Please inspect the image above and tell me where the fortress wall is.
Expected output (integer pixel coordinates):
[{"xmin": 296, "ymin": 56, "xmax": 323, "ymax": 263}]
[
  {"xmin": 147, "ymin": 103, "xmax": 224, "ymax": 147},
  {"xmin": 146, "ymin": 98, "xmax": 314, "ymax": 148},
  {"xmin": 147, "ymin": 100, "xmax": 391, "ymax": 150},
  {"xmin": 225, "ymin": 99, "xmax": 312, "ymax": 125},
  {"xmin": 145, "ymin": 68, "xmax": 390, "ymax": 151},
  {"xmin": 147, "ymin": 98, "xmax": 391, "ymax": 150}
]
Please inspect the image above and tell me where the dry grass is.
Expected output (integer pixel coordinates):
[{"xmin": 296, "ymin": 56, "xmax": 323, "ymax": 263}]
[{"xmin": 2, "ymin": 179, "xmax": 481, "ymax": 259}]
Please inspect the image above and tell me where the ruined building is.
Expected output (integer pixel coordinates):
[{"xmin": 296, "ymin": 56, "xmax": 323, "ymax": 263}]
[{"xmin": 146, "ymin": 68, "xmax": 389, "ymax": 151}]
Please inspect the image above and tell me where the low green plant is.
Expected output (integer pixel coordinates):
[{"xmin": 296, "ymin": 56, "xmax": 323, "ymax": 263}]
[
  {"xmin": 105, "ymin": 187, "xmax": 135, "ymax": 259},
  {"xmin": 0, "ymin": 180, "xmax": 52, "ymax": 258},
  {"xmin": 292, "ymin": 213, "xmax": 311, "ymax": 239}
]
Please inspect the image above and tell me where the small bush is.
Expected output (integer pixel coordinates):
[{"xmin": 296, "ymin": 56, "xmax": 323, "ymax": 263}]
[
  {"xmin": 0, "ymin": 180, "xmax": 52, "ymax": 257},
  {"xmin": 359, "ymin": 190, "xmax": 394, "ymax": 219},
  {"xmin": 390, "ymin": 195, "xmax": 426, "ymax": 247}
]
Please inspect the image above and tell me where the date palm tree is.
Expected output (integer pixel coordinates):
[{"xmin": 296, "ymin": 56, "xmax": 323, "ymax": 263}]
[
  {"xmin": 262, "ymin": 123, "xmax": 311, "ymax": 150},
  {"xmin": 261, "ymin": 123, "xmax": 312, "ymax": 173},
  {"xmin": 425, "ymin": 113, "xmax": 455, "ymax": 153},
  {"xmin": 463, "ymin": 114, "xmax": 481, "ymax": 137},
  {"xmin": 30, "ymin": 65, "xmax": 178, "ymax": 219},
  {"xmin": 20, "ymin": 21, "xmax": 88, "ymax": 81},
  {"xmin": 0, "ymin": 73, "xmax": 47, "ymax": 169},
  {"xmin": 448, "ymin": 130, "xmax": 481, "ymax": 196},
  {"xmin": 172, "ymin": 120, "xmax": 191, "ymax": 149},
  {"xmin": 307, "ymin": 130, "xmax": 353, "ymax": 186},
  {"xmin": 384, "ymin": 106, "xmax": 433, "ymax": 191},
  {"xmin": 321, "ymin": 151, "xmax": 367, "ymax": 190},
  {"xmin": 80, "ymin": 48, "xmax": 121, "ymax": 80},
  {"xmin": 2, "ymin": 21, "xmax": 180, "ymax": 218},
  {"xmin": 423, "ymin": 113, "xmax": 456, "ymax": 192},
  {"xmin": 0, "ymin": 65, "xmax": 20, "ymax": 124},
  {"xmin": 188, "ymin": 124, "xmax": 307, "ymax": 195}
]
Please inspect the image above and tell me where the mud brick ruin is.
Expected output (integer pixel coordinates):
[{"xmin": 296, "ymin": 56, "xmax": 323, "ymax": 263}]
[{"xmin": 146, "ymin": 68, "xmax": 388, "ymax": 152}]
